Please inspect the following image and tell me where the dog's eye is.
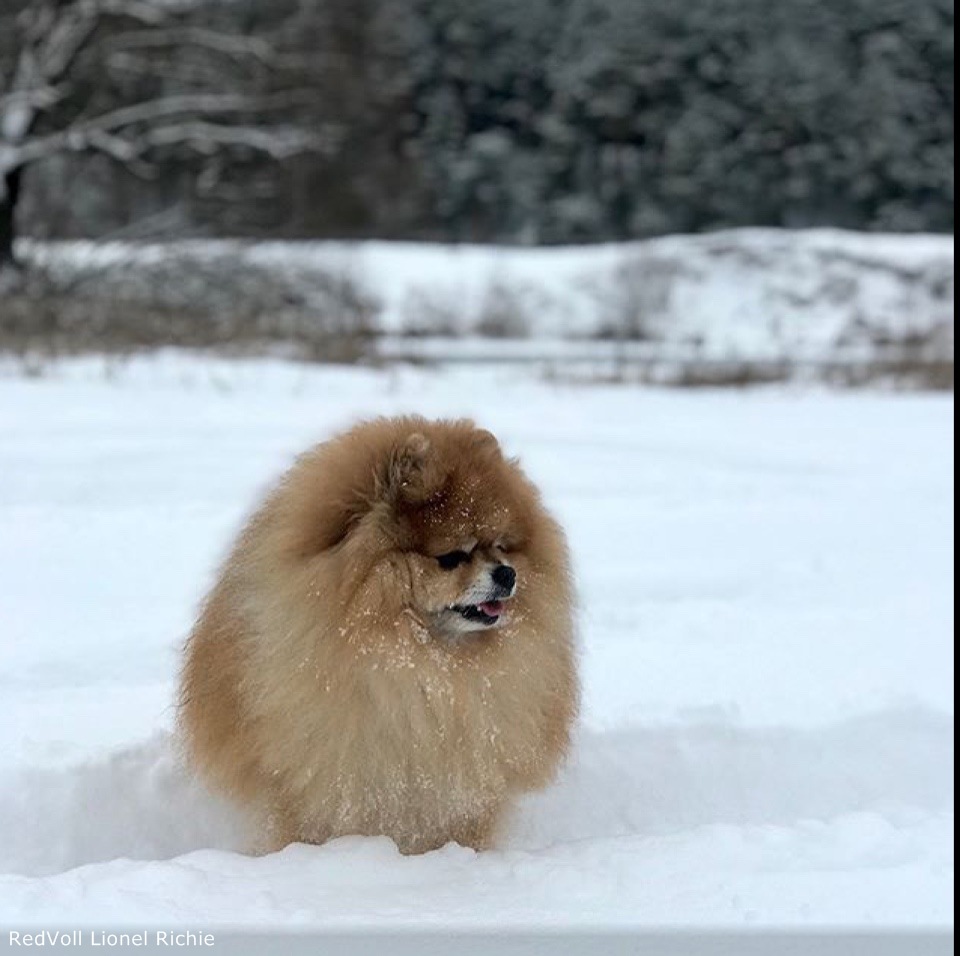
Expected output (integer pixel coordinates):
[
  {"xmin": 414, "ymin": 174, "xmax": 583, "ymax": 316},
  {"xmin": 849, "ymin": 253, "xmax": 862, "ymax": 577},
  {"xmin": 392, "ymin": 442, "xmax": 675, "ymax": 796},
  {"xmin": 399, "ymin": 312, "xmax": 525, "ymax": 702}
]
[{"xmin": 437, "ymin": 550, "xmax": 471, "ymax": 571}]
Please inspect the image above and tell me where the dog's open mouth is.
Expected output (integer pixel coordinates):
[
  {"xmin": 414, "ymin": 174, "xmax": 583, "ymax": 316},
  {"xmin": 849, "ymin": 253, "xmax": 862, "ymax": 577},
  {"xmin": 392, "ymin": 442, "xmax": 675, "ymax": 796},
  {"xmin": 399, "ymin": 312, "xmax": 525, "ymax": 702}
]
[{"xmin": 454, "ymin": 601, "xmax": 507, "ymax": 626}]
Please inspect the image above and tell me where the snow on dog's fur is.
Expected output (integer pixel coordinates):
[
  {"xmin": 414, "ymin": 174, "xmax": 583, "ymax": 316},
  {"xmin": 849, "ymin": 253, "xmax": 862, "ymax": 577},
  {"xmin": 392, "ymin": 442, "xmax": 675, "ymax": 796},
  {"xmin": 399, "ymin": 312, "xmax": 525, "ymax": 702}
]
[{"xmin": 179, "ymin": 417, "xmax": 579, "ymax": 854}]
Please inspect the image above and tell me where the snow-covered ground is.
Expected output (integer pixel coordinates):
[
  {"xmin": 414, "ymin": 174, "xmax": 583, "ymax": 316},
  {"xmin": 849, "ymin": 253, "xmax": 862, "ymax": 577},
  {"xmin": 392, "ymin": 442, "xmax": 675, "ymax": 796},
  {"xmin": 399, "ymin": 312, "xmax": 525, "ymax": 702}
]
[
  {"xmin": 0, "ymin": 355, "xmax": 953, "ymax": 927},
  {"xmin": 21, "ymin": 229, "xmax": 955, "ymax": 360}
]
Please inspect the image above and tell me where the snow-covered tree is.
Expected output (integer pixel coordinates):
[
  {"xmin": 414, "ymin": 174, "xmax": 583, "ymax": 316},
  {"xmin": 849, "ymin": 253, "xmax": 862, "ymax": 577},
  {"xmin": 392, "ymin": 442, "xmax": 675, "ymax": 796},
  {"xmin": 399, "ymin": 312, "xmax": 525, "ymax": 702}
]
[
  {"xmin": 396, "ymin": 0, "xmax": 953, "ymax": 242},
  {"xmin": 0, "ymin": 0, "xmax": 324, "ymax": 266},
  {"xmin": 5, "ymin": 0, "xmax": 954, "ymax": 246}
]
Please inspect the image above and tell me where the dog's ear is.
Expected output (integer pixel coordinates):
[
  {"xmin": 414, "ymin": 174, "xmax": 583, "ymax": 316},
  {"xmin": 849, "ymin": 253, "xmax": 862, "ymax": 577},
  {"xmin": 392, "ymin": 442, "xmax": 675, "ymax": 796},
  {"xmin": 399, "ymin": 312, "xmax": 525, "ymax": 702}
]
[
  {"xmin": 471, "ymin": 429, "xmax": 501, "ymax": 455},
  {"xmin": 389, "ymin": 433, "xmax": 445, "ymax": 505}
]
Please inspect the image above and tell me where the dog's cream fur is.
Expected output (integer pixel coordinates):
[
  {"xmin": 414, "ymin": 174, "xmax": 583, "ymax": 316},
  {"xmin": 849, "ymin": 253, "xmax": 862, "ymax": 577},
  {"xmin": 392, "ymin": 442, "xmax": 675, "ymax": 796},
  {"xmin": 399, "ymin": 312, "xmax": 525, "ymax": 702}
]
[{"xmin": 179, "ymin": 417, "xmax": 578, "ymax": 854}]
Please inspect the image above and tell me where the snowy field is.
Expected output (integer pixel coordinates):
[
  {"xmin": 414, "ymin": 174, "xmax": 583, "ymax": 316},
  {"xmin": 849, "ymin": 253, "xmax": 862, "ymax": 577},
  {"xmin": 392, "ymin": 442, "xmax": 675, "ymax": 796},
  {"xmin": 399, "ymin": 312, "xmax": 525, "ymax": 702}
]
[
  {"xmin": 20, "ymin": 229, "xmax": 955, "ymax": 360},
  {"xmin": 0, "ymin": 355, "xmax": 953, "ymax": 927}
]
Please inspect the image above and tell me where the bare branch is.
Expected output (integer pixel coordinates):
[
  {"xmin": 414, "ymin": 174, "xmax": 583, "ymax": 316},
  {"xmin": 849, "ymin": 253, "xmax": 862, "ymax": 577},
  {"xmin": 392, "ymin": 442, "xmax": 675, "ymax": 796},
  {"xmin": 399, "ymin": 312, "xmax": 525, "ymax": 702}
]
[
  {"xmin": 35, "ymin": 0, "xmax": 168, "ymax": 85},
  {"xmin": 75, "ymin": 120, "xmax": 330, "ymax": 166},
  {"xmin": 76, "ymin": 90, "xmax": 318, "ymax": 137},
  {"xmin": 3, "ymin": 90, "xmax": 318, "ymax": 171},
  {"xmin": 4, "ymin": 95, "xmax": 337, "ymax": 174},
  {"xmin": 0, "ymin": 85, "xmax": 69, "ymax": 116},
  {"xmin": 37, "ymin": 7, "xmax": 100, "ymax": 85},
  {"xmin": 2, "ymin": 0, "xmax": 172, "ymax": 147},
  {"xmin": 17, "ymin": 2, "xmax": 58, "ymax": 48},
  {"xmin": 90, "ymin": 0, "xmax": 168, "ymax": 26},
  {"xmin": 135, "ymin": 121, "xmax": 333, "ymax": 159},
  {"xmin": 104, "ymin": 27, "xmax": 276, "ymax": 65},
  {"xmin": 83, "ymin": 129, "xmax": 157, "ymax": 176}
]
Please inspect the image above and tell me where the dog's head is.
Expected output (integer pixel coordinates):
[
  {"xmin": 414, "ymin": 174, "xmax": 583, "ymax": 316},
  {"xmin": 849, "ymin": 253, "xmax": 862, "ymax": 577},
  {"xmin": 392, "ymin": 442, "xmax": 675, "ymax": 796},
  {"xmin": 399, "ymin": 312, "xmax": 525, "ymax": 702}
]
[
  {"xmin": 382, "ymin": 423, "xmax": 531, "ymax": 639},
  {"xmin": 278, "ymin": 417, "xmax": 565, "ymax": 645}
]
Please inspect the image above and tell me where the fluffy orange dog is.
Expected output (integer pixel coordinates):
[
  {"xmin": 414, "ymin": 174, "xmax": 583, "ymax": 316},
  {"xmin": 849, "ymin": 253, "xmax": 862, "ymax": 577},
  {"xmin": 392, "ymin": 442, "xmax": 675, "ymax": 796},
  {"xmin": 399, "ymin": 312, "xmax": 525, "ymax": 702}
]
[{"xmin": 179, "ymin": 417, "xmax": 578, "ymax": 854}]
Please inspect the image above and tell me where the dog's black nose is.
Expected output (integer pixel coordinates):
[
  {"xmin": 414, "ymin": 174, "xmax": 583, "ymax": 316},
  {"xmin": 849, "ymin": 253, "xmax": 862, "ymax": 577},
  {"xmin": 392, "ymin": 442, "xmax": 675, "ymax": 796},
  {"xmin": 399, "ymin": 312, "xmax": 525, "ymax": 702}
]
[{"xmin": 492, "ymin": 564, "xmax": 517, "ymax": 591}]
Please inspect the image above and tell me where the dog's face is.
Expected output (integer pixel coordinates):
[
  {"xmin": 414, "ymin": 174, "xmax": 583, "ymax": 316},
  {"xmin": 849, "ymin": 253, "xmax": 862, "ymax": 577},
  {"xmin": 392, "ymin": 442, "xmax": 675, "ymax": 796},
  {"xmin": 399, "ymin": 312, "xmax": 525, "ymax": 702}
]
[
  {"xmin": 378, "ymin": 425, "xmax": 535, "ymax": 641},
  {"xmin": 414, "ymin": 537, "xmax": 520, "ymax": 637}
]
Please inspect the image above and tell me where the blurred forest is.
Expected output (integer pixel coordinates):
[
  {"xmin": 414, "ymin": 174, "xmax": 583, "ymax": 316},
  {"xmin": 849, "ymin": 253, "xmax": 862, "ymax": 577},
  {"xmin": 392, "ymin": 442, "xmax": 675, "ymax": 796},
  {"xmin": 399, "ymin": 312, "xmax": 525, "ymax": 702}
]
[{"xmin": 4, "ymin": 0, "xmax": 956, "ymax": 247}]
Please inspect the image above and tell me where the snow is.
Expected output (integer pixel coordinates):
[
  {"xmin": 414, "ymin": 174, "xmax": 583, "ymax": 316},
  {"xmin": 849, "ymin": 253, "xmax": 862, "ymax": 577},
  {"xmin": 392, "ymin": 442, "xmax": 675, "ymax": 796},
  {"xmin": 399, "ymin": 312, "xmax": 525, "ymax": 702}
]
[
  {"xmin": 21, "ymin": 228, "xmax": 955, "ymax": 360},
  {"xmin": 0, "ymin": 355, "xmax": 953, "ymax": 927}
]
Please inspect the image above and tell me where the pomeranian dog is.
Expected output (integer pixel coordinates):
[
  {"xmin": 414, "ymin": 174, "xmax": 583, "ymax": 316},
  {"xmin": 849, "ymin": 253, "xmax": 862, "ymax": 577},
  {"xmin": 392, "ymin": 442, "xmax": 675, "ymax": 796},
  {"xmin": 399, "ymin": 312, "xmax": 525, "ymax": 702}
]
[{"xmin": 179, "ymin": 417, "xmax": 578, "ymax": 855}]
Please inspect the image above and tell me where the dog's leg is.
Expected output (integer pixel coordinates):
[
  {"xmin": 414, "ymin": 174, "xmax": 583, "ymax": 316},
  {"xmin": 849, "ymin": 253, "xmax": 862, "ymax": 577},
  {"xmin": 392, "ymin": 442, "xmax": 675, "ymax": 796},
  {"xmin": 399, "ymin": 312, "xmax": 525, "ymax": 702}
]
[{"xmin": 447, "ymin": 807, "xmax": 502, "ymax": 853}]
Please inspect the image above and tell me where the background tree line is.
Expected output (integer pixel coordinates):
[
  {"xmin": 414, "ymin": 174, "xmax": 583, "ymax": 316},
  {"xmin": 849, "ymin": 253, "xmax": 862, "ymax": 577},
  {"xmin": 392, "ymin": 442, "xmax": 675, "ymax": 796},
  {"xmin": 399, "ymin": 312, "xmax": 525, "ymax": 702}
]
[{"xmin": 8, "ymin": 0, "xmax": 955, "ymax": 249}]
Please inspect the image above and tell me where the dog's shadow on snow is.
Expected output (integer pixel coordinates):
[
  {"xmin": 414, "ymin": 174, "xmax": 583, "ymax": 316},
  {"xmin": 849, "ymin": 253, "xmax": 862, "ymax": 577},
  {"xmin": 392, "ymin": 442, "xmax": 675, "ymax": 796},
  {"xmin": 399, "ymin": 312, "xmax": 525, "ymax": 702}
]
[{"xmin": 0, "ymin": 710, "xmax": 952, "ymax": 876}]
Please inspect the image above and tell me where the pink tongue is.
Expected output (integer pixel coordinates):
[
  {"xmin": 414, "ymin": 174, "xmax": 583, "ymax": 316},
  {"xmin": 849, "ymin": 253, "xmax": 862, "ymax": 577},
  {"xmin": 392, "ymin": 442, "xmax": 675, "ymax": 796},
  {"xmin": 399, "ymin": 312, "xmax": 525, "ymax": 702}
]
[{"xmin": 479, "ymin": 601, "xmax": 504, "ymax": 617}]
